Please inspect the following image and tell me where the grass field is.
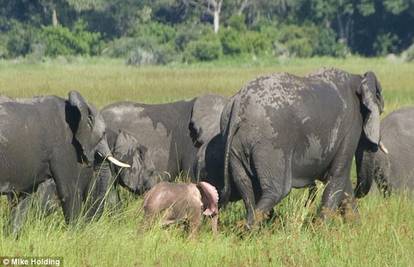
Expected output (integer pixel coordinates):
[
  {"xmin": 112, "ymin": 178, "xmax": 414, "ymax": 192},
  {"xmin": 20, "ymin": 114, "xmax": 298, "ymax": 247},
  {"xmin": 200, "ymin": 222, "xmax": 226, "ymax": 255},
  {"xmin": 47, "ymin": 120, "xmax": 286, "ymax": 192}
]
[{"xmin": 0, "ymin": 57, "xmax": 413, "ymax": 267}]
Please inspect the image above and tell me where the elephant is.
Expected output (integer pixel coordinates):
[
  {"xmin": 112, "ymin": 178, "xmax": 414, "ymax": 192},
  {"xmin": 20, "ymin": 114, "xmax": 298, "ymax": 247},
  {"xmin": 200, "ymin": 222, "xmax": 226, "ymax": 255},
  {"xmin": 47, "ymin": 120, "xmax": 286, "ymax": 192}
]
[
  {"xmin": 0, "ymin": 91, "xmax": 129, "ymax": 236},
  {"xmin": 218, "ymin": 68, "xmax": 385, "ymax": 227},
  {"xmin": 101, "ymin": 94, "xmax": 228, "ymax": 195},
  {"xmin": 143, "ymin": 181, "xmax": 219, "ymax": 235},
  {"xmin": 6, "ymin": 179, "xmax": 59, "ymax": 236},
  {"xmin": 355, "ymin": 107, "xmax": 414, "ymax": 197},
  {"xmin": 5, "ymin": 94, "xmax": 227, "ymax": 229}
]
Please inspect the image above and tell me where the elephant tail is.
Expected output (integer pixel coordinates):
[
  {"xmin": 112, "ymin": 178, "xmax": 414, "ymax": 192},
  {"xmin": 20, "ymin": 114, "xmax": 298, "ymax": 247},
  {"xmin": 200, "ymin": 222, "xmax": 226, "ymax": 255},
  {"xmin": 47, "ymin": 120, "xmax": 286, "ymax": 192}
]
[{"xmin": 221, "ymin": 96, "xmax": 240, "ymax": 206}]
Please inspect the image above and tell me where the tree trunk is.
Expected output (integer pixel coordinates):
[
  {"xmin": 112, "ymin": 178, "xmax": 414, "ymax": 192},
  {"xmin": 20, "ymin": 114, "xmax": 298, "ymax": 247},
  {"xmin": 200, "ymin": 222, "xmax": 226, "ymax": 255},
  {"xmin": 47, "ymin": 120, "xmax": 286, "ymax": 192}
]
[
  {"xmin": 213, "ymin": 9, "xmax": 220, "ymax": 33},
  {"xmin": 207, "ymin": 0, "xmax": 222, "ymax": 34},
  {"xmin": 52, "ymin": 8, "xmax": 58, "ymax": 27},
  {"xmin": 336, "ymin": 14, "xmax": 347, "ymax": 46}
]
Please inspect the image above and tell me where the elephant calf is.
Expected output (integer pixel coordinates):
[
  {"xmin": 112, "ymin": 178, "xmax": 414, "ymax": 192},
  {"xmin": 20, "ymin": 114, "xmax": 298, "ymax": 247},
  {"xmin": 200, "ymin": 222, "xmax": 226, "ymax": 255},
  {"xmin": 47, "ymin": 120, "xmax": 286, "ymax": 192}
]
[
  {"xmin": 143, "ymin": 181, "xmax": 219, "ymax": 235},
  {"xmin": 355, "ymin": 107, "xmax": 414, "ymax": 197}
]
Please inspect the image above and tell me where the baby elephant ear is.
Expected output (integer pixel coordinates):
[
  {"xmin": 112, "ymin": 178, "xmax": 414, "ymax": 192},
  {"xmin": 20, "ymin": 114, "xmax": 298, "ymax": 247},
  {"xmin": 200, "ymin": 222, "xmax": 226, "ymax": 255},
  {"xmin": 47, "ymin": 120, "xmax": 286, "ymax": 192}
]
[{"xmin": 197, "ymin": 181, "xmax": 219, "ymax": 216}]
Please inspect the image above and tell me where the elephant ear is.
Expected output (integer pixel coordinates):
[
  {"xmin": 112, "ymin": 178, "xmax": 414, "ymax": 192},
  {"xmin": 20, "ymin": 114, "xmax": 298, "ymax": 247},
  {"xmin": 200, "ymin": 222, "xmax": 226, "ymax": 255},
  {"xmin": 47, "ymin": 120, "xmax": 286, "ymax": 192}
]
[
  {"xmin": 198, "ymin": 181, "xmax": 219, "ymax": 216},
  {"xmin": 189, "ymin": 95, "xmax": 227, "ymax": 148},
  {"xmin": 68, "ymin": 90, "xmax": 96, "ymax": 162},
  {"xmin": 113, "ymin": 130, "xmax": 149, "ymax": 193},
  {"xmin": 357, "ymin": 72, "xmax": 384, "ymax": 146}
]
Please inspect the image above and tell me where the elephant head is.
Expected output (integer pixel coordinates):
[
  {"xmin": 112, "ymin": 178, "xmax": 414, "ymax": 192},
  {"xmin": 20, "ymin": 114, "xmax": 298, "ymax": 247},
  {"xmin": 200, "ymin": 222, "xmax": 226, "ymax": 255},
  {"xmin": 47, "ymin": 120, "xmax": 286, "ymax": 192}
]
[
  {"xmin": 189, "ymin": 94, "xmax": 228, "ymax": 148},
  {"xmin": 68, "ymin": 91, "xmax": 129, "ymax": 167},
  {"xmin": 66, "ymin": 91, "xmax": 130, "ymax": 219},
  {"xmin": 354, "ymin": 72, "xmax": 387, "ymax": 198},
  {"xmin": 112, "ymin": 130, "xmax": 157, "ymax": 194}
]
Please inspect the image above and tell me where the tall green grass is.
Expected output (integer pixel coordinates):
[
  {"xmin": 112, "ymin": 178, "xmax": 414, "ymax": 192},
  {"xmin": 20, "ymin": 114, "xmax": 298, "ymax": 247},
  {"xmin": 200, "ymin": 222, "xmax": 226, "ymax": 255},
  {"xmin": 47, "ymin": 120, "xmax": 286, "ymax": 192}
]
[{"xmin": 0, "ymin": 57, "xmax": 413, "ymax": 266}]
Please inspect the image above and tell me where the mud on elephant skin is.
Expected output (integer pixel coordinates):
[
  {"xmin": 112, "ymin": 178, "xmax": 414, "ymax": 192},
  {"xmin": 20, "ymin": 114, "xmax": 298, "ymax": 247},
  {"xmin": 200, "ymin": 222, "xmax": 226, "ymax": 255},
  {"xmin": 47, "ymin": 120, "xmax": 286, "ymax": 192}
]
[
  {"xmin": 219, "ymin": 68, "xmax": 385, "ymax": 227},
  {"xmin": 143, "ymin": 181, "xmax": 219, "ymax": 235},
  {"xmin": 102, "ymin": 94, "xmax": 228, "ymax": 195},
  {"xmin": 0, "ymin": 91, "xmax": 129, "ymax": 236},
  {"xmin": 355, "ymin": 107, "xmax": 414, "ymax": 197}
]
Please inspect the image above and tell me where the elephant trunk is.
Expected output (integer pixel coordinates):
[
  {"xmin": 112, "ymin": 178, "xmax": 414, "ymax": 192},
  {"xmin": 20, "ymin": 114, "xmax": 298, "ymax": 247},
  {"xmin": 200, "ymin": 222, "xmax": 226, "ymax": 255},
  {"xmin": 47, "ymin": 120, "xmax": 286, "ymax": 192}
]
[
  {"xmin": 85, "ymin": 160, "xmax": 113, "ymax": 220},
  {"xmin": 354, "ymin": 140, "xmax": 374, "ymax": 198}
]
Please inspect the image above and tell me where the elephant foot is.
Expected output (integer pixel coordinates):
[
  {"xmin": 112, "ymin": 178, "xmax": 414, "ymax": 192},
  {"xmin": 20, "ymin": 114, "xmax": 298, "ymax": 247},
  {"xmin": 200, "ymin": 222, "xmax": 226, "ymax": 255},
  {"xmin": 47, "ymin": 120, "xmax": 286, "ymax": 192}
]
[
  {"xmin": 317, "ymin": 207, "xmax": 342, "ymax": 223},
  {"xmin": 339, "ymin": 196, "xmax": 359, "ymax": 223}
]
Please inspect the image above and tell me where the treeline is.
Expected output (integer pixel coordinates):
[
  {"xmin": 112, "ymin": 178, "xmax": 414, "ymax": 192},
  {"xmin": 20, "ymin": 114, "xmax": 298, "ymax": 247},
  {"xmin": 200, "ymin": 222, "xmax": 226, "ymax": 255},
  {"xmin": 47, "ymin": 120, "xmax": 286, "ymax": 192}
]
[{"xmin": 0, "ymin": 0, "xmax": 414, "ymax": 64}]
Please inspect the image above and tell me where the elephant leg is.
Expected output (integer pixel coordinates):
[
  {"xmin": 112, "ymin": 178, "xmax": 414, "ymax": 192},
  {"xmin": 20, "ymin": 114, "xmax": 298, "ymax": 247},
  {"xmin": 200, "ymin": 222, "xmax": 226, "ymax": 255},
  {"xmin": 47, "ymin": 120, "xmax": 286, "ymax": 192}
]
[
  {"xmin": 36, "ymin": 180, "xmax": 60, "ymax": 217},
  {"xmin": 253, "ymin": 146, "xmax": 291, "ymax": 223},
  {"xmin": 338, "ymin": 177, "xmax": 358, "ymax": 220},
  {"xmin": 6, "ymin": 195, "xmax": 31, "ymax": 238},
  {"xmin": 50, "ymin": 157, "xmax": 85, "ymax": 223},
  {"xmin": 320, "ymin": 140, "xmax": 355, "ymax": 219},
  {"xmin": 229, "ymin": 153, "xmax": 256, "ymax": 228}
]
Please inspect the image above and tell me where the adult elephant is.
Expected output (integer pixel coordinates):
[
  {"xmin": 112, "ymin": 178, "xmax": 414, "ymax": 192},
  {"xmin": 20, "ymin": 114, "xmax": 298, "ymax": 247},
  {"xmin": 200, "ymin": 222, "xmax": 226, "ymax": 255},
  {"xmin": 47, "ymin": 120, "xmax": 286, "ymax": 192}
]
[
  {"xmin": 101, "ymin": 94, "xmax": 227, "ymax": 195},
  {"xmin": 219, "ymin": 68, "xmax": 385, "ymax": 227},
  {"xmin": 0, "ymin": 91, "xmax": 129, "ymax": 236},
  {"xmin": 355, "ymin": 107, "xmax": 414, "ymax": 197}
]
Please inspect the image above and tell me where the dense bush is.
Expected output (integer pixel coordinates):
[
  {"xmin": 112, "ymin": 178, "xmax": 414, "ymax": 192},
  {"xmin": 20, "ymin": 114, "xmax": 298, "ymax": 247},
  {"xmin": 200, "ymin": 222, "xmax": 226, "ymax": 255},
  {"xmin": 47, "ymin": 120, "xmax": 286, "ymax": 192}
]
[
  {"xmin": 131, "ymin": 22, "xmax": 176, "ymax": 44},
  {"xmin": 373, "ymin": 33, "xmax": 399, "ymax": 56},
  {"xmin": 6, "ymin": 21, "xmax": 40, "ymax": 58},
  {"xmin": 175, "ymin": 23, "xmax": 211, "ymax": 52},
  {"xmin": 0, "ymin": 15, "xmax": 348, "ymax": 62},
  {"xmin": 41, "ymin": 20, "xmax": 101, "ymax": 57},
  {"xmin": 220, "ymin": 28, "xmax": 244, "ymax": 55},
  {"xmin": 184, "ymin": 34, "xmax": 222, "ymax": 62},
  {"xmin": 313, "ymin": 27, "xmax": 348, "ymax": 57}
]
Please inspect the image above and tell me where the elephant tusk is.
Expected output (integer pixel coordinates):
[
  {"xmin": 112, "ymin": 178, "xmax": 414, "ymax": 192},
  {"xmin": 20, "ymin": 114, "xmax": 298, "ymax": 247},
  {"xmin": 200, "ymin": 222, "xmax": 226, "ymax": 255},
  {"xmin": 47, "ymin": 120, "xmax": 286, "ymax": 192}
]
[
  {"xmin": 379, "ymin": 141, "xmax": 389, "ymax": 154},
  {"xmin": 107, "ymin": 156, "xmax": 131, "ymax": 168}
]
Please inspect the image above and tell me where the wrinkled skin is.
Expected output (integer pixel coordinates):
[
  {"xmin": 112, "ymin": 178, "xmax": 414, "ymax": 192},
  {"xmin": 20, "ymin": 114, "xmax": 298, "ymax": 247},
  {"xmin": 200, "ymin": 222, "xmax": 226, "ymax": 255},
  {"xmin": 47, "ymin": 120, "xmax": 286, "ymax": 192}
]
[
  {"xmin": 355, "ymin": 107, "xmax": 414, "ymax": 197},
  {"xmin": 9, "ymin": 94, "xmax": 226, "ymax": 229},
  {"xmin": 143, "ymin": 181, "xmax": 219, "ymax": 235},
  {"xmin": 219, "ymin": 68, "xmax": 384, "ymax": 227},
  {"xmin": 0, "ymin": 91, "xmax": 127, "ymax": 236},
  {"xmin": 102, "ymin": 94, "xmax": 227, "ymax": 195}
]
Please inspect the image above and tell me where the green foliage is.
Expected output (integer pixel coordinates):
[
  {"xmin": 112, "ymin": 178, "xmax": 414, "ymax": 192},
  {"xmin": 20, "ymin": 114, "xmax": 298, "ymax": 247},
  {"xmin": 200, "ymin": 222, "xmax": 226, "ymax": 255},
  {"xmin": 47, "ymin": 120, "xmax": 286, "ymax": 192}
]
[
  {"xmin": 220, "ymin": 28, "xmax": 244, "ymax": 55},
  {"xmin": 373, "ymin": 33, "xmax": 400, "ymax": 56},
  {"xmin": 41, "ymin": 20, "xmax": 101, "ymax": 57},
  {"xmin": 6, "ymin": 21, "xmax": 40, "ymax": 58},
  {"xmin": 314, "ymin": 27, "xmax": 348, "ymax": 57},
  {"xmin": 226, "ymin": 14, "xmax": 247, "ymax": 32},
  {"xmin": 175, "ymin": 23, "xmax": 211, "ymax": 52},
  {"xmin": 1, "ymin": 0, "xmax": 413, "ymax": 59},
  {"xmin": 277, "ymin": 25, "xmax": 315, "ymax": 57},
  {"xmin": 184, "ymin": 34, "xmax": 222, "ymax": 62},
  {"xmin": 126, "ymin": 43, "xmax": 176, "ymax": 66},
  {"xmin": 131, "ymin": 21, "xmax": 176, "ymax": 44}
]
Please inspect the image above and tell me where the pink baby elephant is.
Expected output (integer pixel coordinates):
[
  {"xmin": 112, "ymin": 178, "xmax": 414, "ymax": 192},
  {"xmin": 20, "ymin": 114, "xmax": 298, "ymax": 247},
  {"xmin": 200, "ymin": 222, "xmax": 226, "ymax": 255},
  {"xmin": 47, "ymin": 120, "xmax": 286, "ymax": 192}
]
[{"xmin": 143, "ymin": 181, "xmax": 219, "ymax": 235}]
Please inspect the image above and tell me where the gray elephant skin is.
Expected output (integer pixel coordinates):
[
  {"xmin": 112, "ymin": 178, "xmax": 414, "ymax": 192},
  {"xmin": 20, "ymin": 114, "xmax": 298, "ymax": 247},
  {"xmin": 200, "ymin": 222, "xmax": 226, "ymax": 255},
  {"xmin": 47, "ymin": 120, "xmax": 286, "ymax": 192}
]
[
  {"xmin": 355, "ymin": 107, "xmax": 414, "ymax": 197},
  {"xmin": 0, "ymin": 91, "xmax": 128, "ymax": 236},
  {"xmin": 102, "ymin": 94, "xmax": 227, "ymax": 195},
  {"xmin": 218, "ymin": 68, "xmax": 384, "ymax": 227}
]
